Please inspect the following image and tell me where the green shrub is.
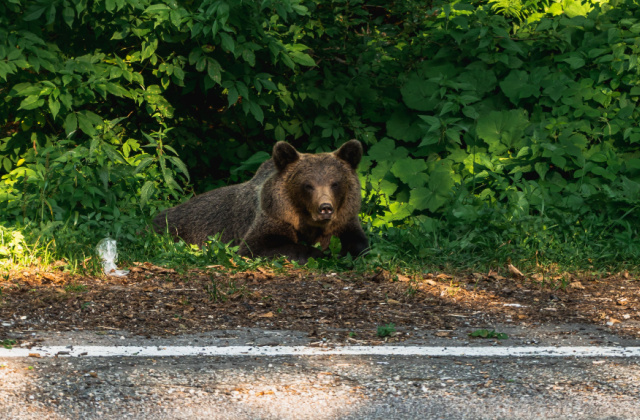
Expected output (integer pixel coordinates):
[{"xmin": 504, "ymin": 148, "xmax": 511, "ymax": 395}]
[{"xmin": 1, "ymin": 0, "xmax": 639, "ymax": 270}]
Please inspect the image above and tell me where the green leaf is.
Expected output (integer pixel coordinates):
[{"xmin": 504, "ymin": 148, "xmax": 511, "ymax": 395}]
[
  {"xmin": 161, "ymin": 163, "xmax": 183, "ymax": 193},
  {"xmin": 401, "ymin": 76, "xmax": 439, "ymax": 111},
  {"xmin": 7, "ymin": 48, "xmax": 22, "ymax": 61},
  {"xmin": 387, "ymin": 112, "xmax": 421, "ymax": 142},
  {"xmin": 367, "ymin": 138, "xmax": 409, "ymax": 162},
  {"xmin": 172, "ymin": 65, "xmax": 185, "ymax": 81},
  {"xmin": 140, "ymin": 181, "xmax": 156, "ymax": 207},
  {"xmin": 64, "ymin": 113, "xmax": 78, "ymax": 136},
  {"xmin": 227, "ymin": 86, "xmax": 238, "ymax": 106},
  {"xmin": 167, "ymin": 156, "xmax": 190, "ymax": 182},
  {"xmin": 102, "ymin": 144, "xmax": 126, "ymax": 164},
  {"xmin": 535, "ymin": 162, "xmax": 549, "ymax": 180},
  {"xmin": 46, "ymin": 4, "xmax": 56, "ymax": 25},
  {"xmin": 382, "ymin": 201, "xmax": 413, "ymax": 223},
  {"xmin": 499, "ymin": 70, "xmax": 539, "ymax": 104},
  {"xmin": 476, "ymin": 110, "xmax": 529, "ymax": 154},
  {"xmin": 390, "ymin": 158, "xmax": 427, "ymax": 188},
  {"xmin": 62, "ymin": 7, "xmax": 74, "ymax": 27},
  {"xmin": 418, "ymin": 115, "xmax": 440, "ymax": 132},
  {"xmin": 23, "ymin": 6, "xmax": 47, "ymax": 21},
  {"xmin": 242, "ymin": 48, "xmax": 256, "ymax": 67},
  {"xmin": 257, "ymin": 74, "xmax": 277, "ymax": 91},
  {"xmin": 134, "ymin": 156, "xmax": 154, "ymax": 175},
  {"xmin": 18, "ymin": 95, "xmax": 44, "ymax": 110},
  {"xmin": 279, "ymin": 52, "xmax": 295, "ymax": 69},
  {"xmin": 231, "ymin": 151, "xmax": 270, "ymax": 175},
  {"xmin": 408, "ymin": 187, "xmax": 429, "ymax": 208},
  {"xmin": 249, "ymin": 101, "xmax": 264, "ymax": 123},
  {"xmin": 563, "ymin": 56, "xmax": 585, "ymax": 69},
  {"xmin": 48, "ymin": 97, "xmax": 60, "ymax": 119},
  {"xmin": 207, "ymin": 59, "xmax": 222, "ymax": 84},
  {"xmin": 551, "ymin": 154, "xmax": 566, "ymax": 169},
  {"xmin": 145, "ymin": 4, "xmax": 170, "ymax": 13},
  {"xmin": 289, "ymin": 51, "xmax": 315, "ymax": 67},
  {"xmin": 563, "ymin": 0, "xmax": 592, "ymax": 18},
  {"xmin": 219, "ymin": 33, "xmax": 235, "ymax": 54},
  {"xmin": 408, "ymin": 162, "xmax": 454, "ymax": 213}
]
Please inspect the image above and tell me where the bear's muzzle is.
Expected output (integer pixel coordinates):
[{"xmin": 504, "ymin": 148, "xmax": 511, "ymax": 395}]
[{"xmin": 318, "ymin": 203, "xmax": 334, "ymax": 220}]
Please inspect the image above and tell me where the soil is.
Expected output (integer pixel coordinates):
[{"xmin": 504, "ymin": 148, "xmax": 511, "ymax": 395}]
[{"xmin": 1, "ymin": 262, "xmax": 639, "ymax": 345}]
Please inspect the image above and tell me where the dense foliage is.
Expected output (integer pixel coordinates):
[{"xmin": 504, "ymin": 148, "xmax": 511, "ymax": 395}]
[{"xmin": 1, "ymin": 0, "xmax": 639, "ymax": 268}]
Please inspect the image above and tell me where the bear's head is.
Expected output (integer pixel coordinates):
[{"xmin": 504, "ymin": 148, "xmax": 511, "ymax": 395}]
[{"xmin": 272, "ymin": 140, "xmax": 363, "ymax": 227}]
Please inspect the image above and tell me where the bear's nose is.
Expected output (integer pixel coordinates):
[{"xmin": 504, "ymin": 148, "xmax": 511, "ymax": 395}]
[{"xmin": 318, "ymin": 203, "xmax": 334, "ymax": 219}]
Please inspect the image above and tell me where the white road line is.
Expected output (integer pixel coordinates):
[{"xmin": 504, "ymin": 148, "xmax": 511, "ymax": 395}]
[{"xmin": 1, "ymin": 346, "xmax": 640, "ymax": 358}]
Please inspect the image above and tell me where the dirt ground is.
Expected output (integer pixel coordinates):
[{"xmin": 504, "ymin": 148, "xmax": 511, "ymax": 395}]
[{"xmin": 1, "ymin": 261, "xmax": 639, "ymax": 345}]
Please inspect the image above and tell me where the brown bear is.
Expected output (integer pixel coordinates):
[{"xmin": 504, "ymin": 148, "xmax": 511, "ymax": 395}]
[{"xmin": 153, "ymin": 140, "xmax": 369, "ymax": 263}]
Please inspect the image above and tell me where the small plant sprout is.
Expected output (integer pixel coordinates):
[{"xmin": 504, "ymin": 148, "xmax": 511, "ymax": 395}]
[
  {"xmin": 64, "ymin": 283, "xmax": 87, "ymax": 293},
  {"xmin": 2, "ymin": 339, "xmax": 17, "ymax": 349},
  {"xmin": 469, "ymin": 329, "xmax": 509, "ymax": 340},
  {"xmin": 377, "ymin": 323, "xmax": 396, "ymax": 338}
]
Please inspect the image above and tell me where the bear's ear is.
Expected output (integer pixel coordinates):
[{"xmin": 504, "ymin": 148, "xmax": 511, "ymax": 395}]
[
  {"xmin": 273, "ymin": 142, "xmax": 300, "ymax": 171},
  {"xmin": 335, "ymin": 139, "xmax": 363, "ymax": 169}
]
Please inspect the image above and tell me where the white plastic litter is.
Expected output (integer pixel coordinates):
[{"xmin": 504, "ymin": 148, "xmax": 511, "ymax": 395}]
[{"xmin": 96, "ymin": 238, "xmax": 129, "ymax": 277}]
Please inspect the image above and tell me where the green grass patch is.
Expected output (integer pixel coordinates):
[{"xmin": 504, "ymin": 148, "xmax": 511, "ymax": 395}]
[
  {"xmin": 2, "ymin": 339, "xmax": 17, "ymax": 349},
  {"xmin": 469, "ymin": 329, "xmax": 509, "ymax": 340},
  {"xmin": 0, "ymin": 205, "xmax": 638, "ymax": 279},
  {"xmin": 64, "ymin": 283, "xmax": 87, "ymax": 293},
  {"xmin": 377, "ymin": 323, "xmax": 397, "ymax": 338}
]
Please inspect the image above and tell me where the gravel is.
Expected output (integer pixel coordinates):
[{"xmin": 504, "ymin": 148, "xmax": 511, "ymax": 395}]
[{"xmin": 2, "ymin": 350, "xmax": 640, "ymax": 419}]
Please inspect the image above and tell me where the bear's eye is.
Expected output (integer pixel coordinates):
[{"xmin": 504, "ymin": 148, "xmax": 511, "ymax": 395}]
[
  {"xmin": 331, "ymin": 182, "xmax": 339, "ymax": 189},
  {"xmin": 303, "ymin": 183, "xmax": 314, "ymax": 192}
]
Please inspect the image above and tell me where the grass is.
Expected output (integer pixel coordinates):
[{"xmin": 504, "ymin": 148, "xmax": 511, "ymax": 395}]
[
  {"xmin": 64, "ymin": 283, "xmax": 88, "ymax": 293},
  {"xmin": 469, "ymin": 329, "xmax": 509, "ymax": 340},
  {"xmin": 2, "ymin": 339, "xmax": 17, "ymax": 349},
  {"xmin": 377, "ymin": 323, "xmax": 396, "ymax": 338},
  {"xmin": 0, "ymin": 209, "xmax": 638, "ymax": 280}
]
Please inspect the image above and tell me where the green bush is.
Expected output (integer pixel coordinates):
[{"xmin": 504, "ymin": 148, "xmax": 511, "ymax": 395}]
[{"xmin": 1, "ymin": 0, "xmax": 639, "ymax": 269}]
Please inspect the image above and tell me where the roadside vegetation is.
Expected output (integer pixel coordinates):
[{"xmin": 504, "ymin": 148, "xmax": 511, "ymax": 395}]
[{"xmin": 1, "ymin": 0, "xmax": 639, "ymax": 278}]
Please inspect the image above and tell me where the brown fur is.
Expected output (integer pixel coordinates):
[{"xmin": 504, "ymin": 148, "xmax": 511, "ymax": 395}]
[{"xmin": 153, "ymin": 140, "xmax": 369, "ymax": 263}]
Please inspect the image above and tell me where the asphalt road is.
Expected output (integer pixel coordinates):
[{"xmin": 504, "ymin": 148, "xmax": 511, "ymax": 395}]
[{"xmin": 2, "ymin": 325, "xmax": 640, "ymax": 420}]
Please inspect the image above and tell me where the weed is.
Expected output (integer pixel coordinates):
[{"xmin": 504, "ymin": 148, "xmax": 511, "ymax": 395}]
[
  {"xmin": 377, "ymin": 323, "xmax": 396, "ymax": 338},
  {"xmin": 405, "ymin": 285, "xmax": 418, "ymax": 297},
  {"xmin": 64, "ymin": 284, "xmax": 87, "ymax": 293},
  {"xmin": 81, "ymin": 302, "xmax": 93, "ymax": 310},
  {"xmin": 207, "ymin": 276, "xmax": 244, "ymax": 302},
  {"xmin": 469, "ymin": 329, "xmax": 509, "ymax": 340},
  {"xmin": 2, "ymin": 339, "xmax": 17, "ymax": 349},
  {"xmin": 207, "ymin": 278, "xmax": 225, "ymax": 302}
]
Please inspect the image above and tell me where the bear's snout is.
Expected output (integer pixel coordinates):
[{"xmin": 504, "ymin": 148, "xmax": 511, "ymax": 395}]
[{"xmin": 318, "ymin": 203, "xmax": 334, "ymax": 220}]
